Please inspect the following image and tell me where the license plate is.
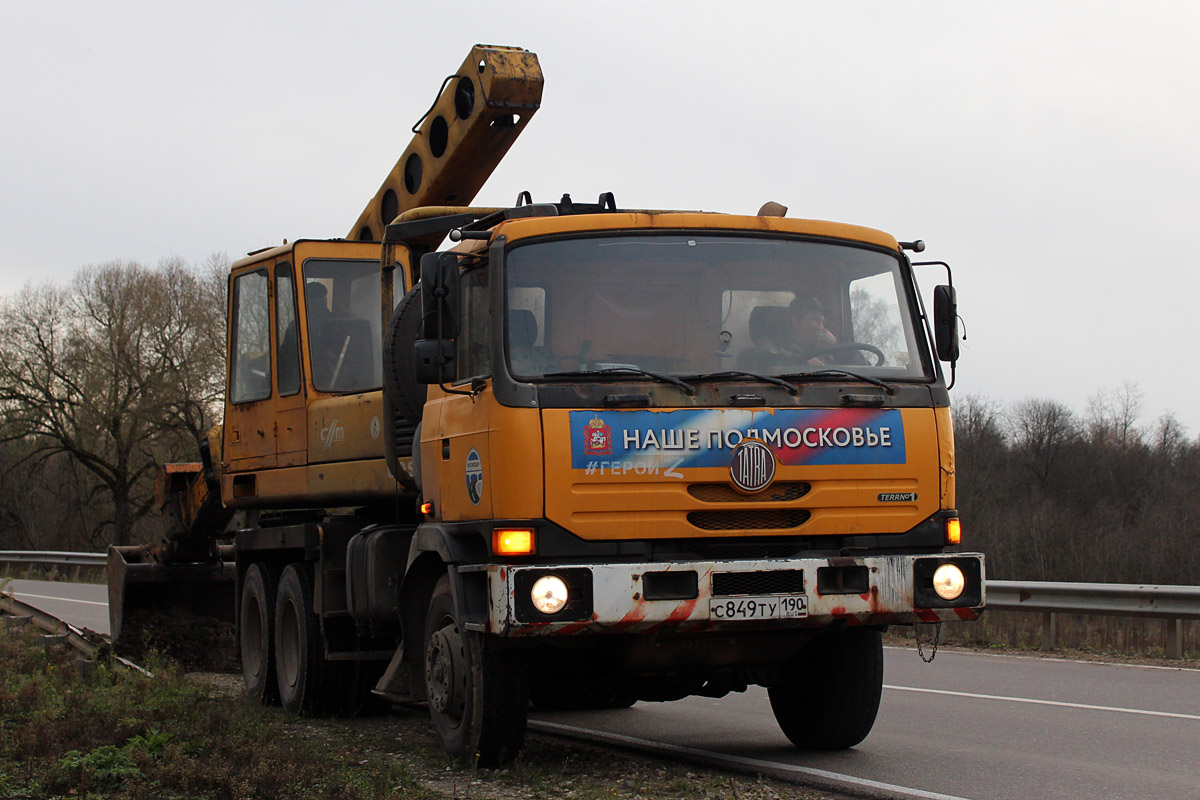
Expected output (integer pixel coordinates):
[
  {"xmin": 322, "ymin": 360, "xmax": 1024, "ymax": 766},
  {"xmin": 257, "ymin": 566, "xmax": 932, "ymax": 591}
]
[{"xmin": 709, "ymin": 594, "xmax": 808, "ymax": 620}]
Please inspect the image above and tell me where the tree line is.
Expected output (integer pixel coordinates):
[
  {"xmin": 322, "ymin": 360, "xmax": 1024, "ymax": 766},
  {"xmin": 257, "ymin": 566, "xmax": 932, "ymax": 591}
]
[
  {"xmin": 955, "ymin": 387, "xmax": 1199, "ymax": 585},
  {"xmin": 1, "ymin": 262, "xmax": 1197, "ymax": 586},
  {"xmin": 0, "ymin": 258, "xmax": 226, "ymax": 549}
]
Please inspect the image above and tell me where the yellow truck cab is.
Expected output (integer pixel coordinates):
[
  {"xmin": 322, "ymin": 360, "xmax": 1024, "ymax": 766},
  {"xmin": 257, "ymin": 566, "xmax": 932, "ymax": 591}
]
[{"xmin": 380, "ymin": 199, "xmax": 983, "ymax": 761}]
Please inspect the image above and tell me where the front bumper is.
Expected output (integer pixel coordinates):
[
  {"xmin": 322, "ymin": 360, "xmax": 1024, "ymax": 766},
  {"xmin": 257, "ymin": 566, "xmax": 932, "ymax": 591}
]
[{"xmin": 484, "ymin": 553, "xmax": 985, "ymax": 636}]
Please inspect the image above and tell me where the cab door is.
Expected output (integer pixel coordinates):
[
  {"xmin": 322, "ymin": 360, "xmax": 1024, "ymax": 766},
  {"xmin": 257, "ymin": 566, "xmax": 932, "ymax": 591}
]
[
  {"xmin": 225, "ymin": 258, "xmax": 309, "ymax": 473},
  {"xmin": 428, "ymin": 263, "xmax": 494, "ymax": 519},
  {"xmin": 225, "ymin": 265, "xmax": 277, "ymax": 470}
]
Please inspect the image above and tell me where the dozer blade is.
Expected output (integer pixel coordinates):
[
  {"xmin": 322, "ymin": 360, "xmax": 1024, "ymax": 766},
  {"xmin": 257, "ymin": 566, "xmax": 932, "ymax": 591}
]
[{"xmin": 107, "ymin": 544, "xmax": 235, "ymax": 644}]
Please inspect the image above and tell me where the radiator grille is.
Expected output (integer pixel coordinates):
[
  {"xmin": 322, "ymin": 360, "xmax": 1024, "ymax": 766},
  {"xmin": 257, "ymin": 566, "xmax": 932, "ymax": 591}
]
[
  {"xmin": 712, "ymin": 570, "xmax": 806, "ymax": 597},
  {"xmin": 686, "ymin": 509, "xmax": 810, "ymax": 531},
  {"xmin": 667, "ymin": 541, "xmax": 809, "ymax": 560},
  {"xmin": 688, "ymin": 482, "xmax": 811, "ymax": 503}
]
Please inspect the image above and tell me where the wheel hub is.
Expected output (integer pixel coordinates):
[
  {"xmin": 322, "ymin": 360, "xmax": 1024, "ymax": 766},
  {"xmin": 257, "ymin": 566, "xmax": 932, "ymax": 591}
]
[{"xmin": 426, "ymin": 622, "xmax": 467, "ymax": 718}]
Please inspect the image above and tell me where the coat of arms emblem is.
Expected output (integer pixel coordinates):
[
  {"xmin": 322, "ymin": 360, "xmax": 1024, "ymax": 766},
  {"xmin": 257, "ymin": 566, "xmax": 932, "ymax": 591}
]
[{"xmin": 583, "ymin": 415, "xmax": 613, "ymax": 455}]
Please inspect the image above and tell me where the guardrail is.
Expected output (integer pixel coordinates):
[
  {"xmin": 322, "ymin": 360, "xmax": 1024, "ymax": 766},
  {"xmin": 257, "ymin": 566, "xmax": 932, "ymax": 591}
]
[
  {"xmin": 987, "ymin": 580, "xmax": 1199, "ymax": 659},
  {"xmin": 0, "ymin": 591, "xmax": 149, "ymax": 674},
  {"xmin": 0, "ymin": 550, "xmax": 107, "ymax": 581},
  {"xmin": 2, "ymin": 551, "xmax": 1197, "ymax": 658}
]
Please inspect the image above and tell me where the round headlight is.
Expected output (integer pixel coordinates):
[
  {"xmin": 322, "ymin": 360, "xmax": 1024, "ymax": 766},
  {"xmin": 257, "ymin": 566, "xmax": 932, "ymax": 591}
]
[
  {"xmin": 932, "ymin": 563, "xmax": 966, "ymax": 601},
  {"xmin": 531, "ymin": 575, "xmax": 569, "ymax": 615}
]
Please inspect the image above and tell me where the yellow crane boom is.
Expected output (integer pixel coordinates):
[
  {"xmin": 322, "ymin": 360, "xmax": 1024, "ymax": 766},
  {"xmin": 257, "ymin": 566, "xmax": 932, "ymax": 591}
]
[{"xmin": 348, "ymin": 44, "xmax": 543, "ymax": 242}]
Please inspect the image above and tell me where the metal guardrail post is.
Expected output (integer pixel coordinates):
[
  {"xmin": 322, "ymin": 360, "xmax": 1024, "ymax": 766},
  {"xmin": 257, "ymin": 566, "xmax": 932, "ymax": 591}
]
[
  {"xmin": 1041, "ymin": 611, "xmax": 1056, "ymax": 652},
  {"xmin": 1165, "ymin": 619, "xmax": 1183, "ymax": 660}
]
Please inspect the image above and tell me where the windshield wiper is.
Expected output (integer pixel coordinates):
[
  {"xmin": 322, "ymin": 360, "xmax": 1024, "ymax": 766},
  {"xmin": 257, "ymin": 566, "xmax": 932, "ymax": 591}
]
[
  {"xmin": 688, "ymin": 371, "xmax": 799, "ymax": 395},
  {"xmin": 542, "ymin": 367, "xmax": 696, "ymax": 395},
  {"xmin": 783, "ymin": 368, "xmax": 897, "ymax": 395}
]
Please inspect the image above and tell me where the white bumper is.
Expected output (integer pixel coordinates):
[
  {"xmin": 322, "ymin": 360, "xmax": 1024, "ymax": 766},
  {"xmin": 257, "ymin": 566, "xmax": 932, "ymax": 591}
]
[{"xmin": 483, "ymin": 553, "xmax": 985, "ymax": 636}]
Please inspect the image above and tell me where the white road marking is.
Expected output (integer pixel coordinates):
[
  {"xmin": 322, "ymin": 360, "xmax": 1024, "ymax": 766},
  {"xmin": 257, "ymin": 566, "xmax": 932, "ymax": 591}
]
[
  {"xmin": 531, "ymin": 720, "xmax": 978, "ymax": 800},
  {"xmin": 885, "ymin": 684, "xmax": 1200, "ymax": 721},
  {"xmin": 883, "ymin": 644, "xmax": 1200, "ymax": 673},
  {"xmin": 13, "ymin": 592, "xmax": 106, "ymax": 608}
]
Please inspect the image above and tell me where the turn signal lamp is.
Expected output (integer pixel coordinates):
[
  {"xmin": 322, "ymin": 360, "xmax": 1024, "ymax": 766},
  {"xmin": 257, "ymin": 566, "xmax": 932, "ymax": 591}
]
[
  {"xmin": 493, "ymin": 528, "xmax": 535, "ymax": 556},
  {"xmin": 945, "ymin": 517, "xmax": 961, "ymax": 545},
  {"xmin": 419, "ymin": 501, "xmax": 434, "ymax": 515}
]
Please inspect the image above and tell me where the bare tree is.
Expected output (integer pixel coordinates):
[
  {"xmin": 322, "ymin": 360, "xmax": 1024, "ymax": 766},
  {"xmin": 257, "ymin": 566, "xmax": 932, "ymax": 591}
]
[
  {"xmin": 1007, "ymin": 398, "xmax": 1077, "ymax": 490},
  {"xmin": 0, "ymin": 259, "xmax": 225, "ymax": 547}
]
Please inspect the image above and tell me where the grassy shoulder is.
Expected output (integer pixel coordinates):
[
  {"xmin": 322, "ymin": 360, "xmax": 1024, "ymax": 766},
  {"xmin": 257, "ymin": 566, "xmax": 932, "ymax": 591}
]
[{"xmin": 1, "ymin": 624, "xmax": 837, "ymax": 800}]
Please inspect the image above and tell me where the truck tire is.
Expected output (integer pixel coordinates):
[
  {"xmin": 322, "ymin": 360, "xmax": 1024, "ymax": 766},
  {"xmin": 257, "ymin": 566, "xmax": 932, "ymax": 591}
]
[
  {"xmin": 240, "ymin": 562, "xmax": 280, "ymax": 705},
  {"xmin": 423, "ymin": 575, "xmax": 529, "ymax": 766},
  {"xmin": 383, "ymin": 286, "xmax": 427, "ymax": 425},
  {"xmin": 274, "ymin": 563, "xmax": 328, "ymax": 716},
  {"xmin": 768, "ymin": 628, "xmax": 883, "ymax": 750}
]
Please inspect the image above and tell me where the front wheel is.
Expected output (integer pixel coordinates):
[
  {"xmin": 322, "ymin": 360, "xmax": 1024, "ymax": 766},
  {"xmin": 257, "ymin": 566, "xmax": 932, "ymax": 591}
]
[
  {"xmin": 768, "ymin": 628, "xmax": 883, "ymax": 750},
  {"xmin": 424, "ymin": 575, "xmax": 529, "ymax": 766}
]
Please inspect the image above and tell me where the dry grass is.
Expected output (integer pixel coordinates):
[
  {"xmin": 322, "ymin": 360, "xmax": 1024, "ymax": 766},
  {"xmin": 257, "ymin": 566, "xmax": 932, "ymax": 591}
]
[
  {"xmin": 0, "ymin": 623, "xmax": 423, "ymax": 799},
  {"xmin": 1, "ymin": 624, "xmax": 840, "ymax": 800}
]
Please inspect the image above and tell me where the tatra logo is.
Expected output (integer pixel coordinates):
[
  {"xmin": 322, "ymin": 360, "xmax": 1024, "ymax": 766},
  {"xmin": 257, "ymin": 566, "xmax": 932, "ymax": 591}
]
[
  {"xmin": 583, "ymin": 415, "xmax": 613, "ymax": 456},
  {"xmin": 729, "ymin": 439, "xmax": 776, "ymax": 493}
]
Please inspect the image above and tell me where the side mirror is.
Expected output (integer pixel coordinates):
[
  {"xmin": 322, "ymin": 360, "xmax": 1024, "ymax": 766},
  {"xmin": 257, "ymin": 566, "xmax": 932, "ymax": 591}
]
[
  {"xmin": 933, "ymin": 285, "xmax": 959, "ymax": 363},
  {"xmin": 413, "ymin": 251, "xmax": 460, "ymax": 384},
  {"xmin": 419, "ymin": 251, "xmax": 460, "ymax": 339}
]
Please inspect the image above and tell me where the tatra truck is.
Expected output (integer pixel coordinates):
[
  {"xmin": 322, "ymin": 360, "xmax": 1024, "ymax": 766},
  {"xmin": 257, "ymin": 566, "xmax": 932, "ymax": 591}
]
[{"xmin": 108, "ymin": 44, "xmax": 984, "ymax": 766}]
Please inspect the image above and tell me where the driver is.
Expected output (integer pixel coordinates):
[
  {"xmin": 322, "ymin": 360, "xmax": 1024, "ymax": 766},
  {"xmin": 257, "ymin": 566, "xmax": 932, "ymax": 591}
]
[{"xmin": 786, "ymin": 296, "xmax": 837, "ymax": 366}]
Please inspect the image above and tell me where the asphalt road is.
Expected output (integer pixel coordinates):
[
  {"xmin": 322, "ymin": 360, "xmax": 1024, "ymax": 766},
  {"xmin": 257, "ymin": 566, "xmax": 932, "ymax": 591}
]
[
  {"xmin": 530, "ymin": 648, "xmax": 1200, "ymax": 800},
  {"xmin": 3, "ymin": 578, "xmax": 110, "ymax": 634},
  {"xmin": 7, "ymin": 579, "xmax": 1198, "ymax": 800}
]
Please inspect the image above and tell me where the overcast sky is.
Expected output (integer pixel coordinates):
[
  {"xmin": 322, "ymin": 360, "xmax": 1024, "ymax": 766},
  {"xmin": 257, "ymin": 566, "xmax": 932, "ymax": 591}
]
[{"xmin": 2, "ymin": 1, "xmax": 1198, "ymax": 435}]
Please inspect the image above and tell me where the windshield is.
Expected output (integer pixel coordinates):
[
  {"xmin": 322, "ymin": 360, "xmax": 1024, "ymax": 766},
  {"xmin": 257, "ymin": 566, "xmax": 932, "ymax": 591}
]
[{"xmin": 505, "ymin": 234, "xmax": 930, "ymax": 382}]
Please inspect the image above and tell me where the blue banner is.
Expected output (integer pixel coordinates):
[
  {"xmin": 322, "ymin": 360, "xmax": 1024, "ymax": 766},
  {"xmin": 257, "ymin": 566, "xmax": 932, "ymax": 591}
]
[{"xmin": 569, "ymin": 408, "xmax": 905, "ymax": 470}]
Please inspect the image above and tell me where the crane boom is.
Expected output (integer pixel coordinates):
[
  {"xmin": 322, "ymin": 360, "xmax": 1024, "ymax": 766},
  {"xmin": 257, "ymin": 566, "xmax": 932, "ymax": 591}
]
[{"xmin": 349, "ymin": 44, "xmax": 543, "ymax": 241}]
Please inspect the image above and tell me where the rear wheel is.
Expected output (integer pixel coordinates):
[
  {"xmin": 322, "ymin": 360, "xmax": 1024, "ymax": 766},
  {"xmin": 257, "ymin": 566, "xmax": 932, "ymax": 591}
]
[
  {"xmin": 274, "ymin": 563, "xmax": 327, "ymax": 715},
  {"xmin": 240, "ymin": 563, "xmax": 279, "ymax": 704},
  {"xmin": 424, "ymin": 575, "xmax": 529, "ymax": 766},
  {"xmin": 768, "ymin": 628, "xmax": 883, "ymax": 750}
]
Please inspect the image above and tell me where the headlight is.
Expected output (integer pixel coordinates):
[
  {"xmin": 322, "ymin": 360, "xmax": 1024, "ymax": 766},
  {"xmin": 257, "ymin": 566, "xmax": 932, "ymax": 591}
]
[
  {"xmin": 531, "ymin": 575, "xmax": 569, "ymax": 615},
  {"xmin": 932, "ymin": 563, "xmax": 966, "ymax": 601}
]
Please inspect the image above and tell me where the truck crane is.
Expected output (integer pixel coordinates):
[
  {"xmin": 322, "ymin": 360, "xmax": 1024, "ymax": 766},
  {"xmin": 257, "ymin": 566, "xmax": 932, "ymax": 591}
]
[{"xmin": 109, "ymin": 43, "xmax": 984, "ymax": 767}]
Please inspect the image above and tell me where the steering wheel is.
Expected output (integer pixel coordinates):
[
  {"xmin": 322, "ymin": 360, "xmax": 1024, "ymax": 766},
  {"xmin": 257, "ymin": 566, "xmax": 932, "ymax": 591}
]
[{"xmin": 802, "ymin": 342, "xmax": 886, "ymax": 367}]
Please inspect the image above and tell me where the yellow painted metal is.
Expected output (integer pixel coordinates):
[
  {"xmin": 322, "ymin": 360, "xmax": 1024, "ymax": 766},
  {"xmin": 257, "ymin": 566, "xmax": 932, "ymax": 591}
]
[
  {"xmin": 539, "ymin": 408, "xmax": 942, "ymax": 542},
  {"xmin": 487, "ymin": 404, "xmax": 544, "ymax": 519},
  {"xmin": 420, "ymin": 385, "xmax": 543, "ymax": 522},
  {"xmin": 495, "ymin": 213, "xmax": 901, "ymax": 252},
  {"xmin": 426, "ymin": 383, "xmax": 494, "ymax": 520},
  {"xmin": 307, "ymin": 392, "xmax": 386, "ymax": 464},
  {"xmin": 349, "ymin": 45, "xmax": 543, "ymax": 242},
  {"xmin": 934, "ymin": 405, "xmax": 957, "ymax": 509},
  {"xmin": 221, "ymin": 460, "xmax": 397, "ymax": 508}
]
